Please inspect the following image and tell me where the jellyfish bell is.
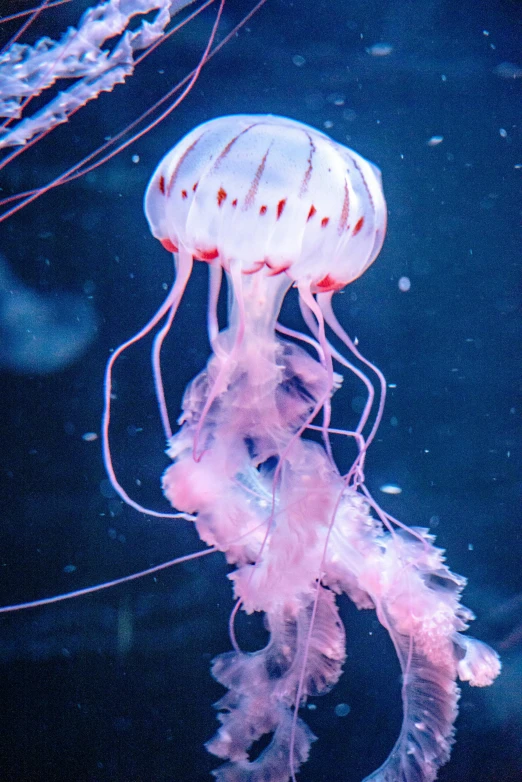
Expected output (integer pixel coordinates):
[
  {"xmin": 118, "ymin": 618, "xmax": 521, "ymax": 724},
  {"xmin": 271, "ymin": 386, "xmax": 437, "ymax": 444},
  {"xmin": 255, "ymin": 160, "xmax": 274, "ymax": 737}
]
[{"xmin": 144, "ymin": 114, "xmax": 387, "ymax": 294}]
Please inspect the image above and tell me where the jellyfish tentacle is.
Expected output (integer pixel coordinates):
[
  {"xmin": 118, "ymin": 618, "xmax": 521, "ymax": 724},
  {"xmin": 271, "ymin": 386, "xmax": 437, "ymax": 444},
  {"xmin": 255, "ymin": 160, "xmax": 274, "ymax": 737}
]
[
  {"xmin": 151, "ymin": 263, "xmax": 189, "ymax": 440},
  {"xmin": 193, "ymin": 258, "xmax": 247, "ymax": 462},
  {"xmin": 297, "ymin": 281, "xmax": 336, "ymax": 463},
  {"xmin": 320, "ymin": 292, "xmax": 387, "ymax": 451},
  {"xmin": 0, "ymin": 0, "xmax": 237, "ymax": 223},
  {"xmin": 297, "ymin": 295, "xmax": 370, "ymax": 485},
  {"xmin": 208, "ymin": 264, "xmax": 224, "ymax": 347},
  {"xmin": 0, "ymin": 547, "xmax": 215, "ymax": 615},
  {"xmin": 0, "ymin": 0, "xmax": 59, "ymax": 54},
  {"xmin": 103, "ymin": 249, "xmax": 193, "ymax": 519}
]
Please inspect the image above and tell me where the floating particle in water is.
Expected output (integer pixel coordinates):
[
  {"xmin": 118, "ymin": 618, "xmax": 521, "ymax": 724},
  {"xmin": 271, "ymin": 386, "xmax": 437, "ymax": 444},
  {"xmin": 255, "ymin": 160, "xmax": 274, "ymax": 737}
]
[
  {"xmin": 327, "ymin": 93, "xmax": 346, "ymax": 106},
  {"xmin": 292, "ymin": 54, "xmax": 306, "ymax": 67},
  {"xmin": 427, "ymin": 136, "xmax": 444, "ymax": 146},
  {"xmin": 335, "ymin": 703, "xmax": 351, "ymax": 717},
  {"xmin": 398, "ymin": 276, "xmax": 411, "ymax": 292},
  {"xmin": 366, "ymin": 43, "xmax": 393, "ymax": 56},
  {"xmin": 82, "ymin": 432, "xmax": 98, "ymax": 442},
  {"xmin": 380, "ymin": 484, "xmax": 403, "ymax": 495}
]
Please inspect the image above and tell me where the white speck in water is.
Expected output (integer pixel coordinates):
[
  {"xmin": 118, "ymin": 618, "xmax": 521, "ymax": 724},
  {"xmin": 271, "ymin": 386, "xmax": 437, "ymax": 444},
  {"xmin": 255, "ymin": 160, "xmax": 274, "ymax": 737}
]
[
  {"xmin": 327, "ymin": 93, "xmax": 345, "ymax": 106},
  {"xmin": 82, "ymin": 432, "xmax": 98, "ymax": 442},
  {"xmin": 335, "ymin": 703, "xmax": 351, "ymax": 717},
  {"xmin": 380, "ymin": 484, "xmax": 402, "ymax": 495},
  {"xmin": 427, "ymin": 135, "xmax": 444, "ymax": 146},
  {"xmin": 132, "ymin": 154, "xmax": 140, "ymax": 163},
  {"xmin": 398, "ymin": 276, "xmax": 411, "ymax": 292},
  {"xmin": 366, "ymin": 43, "xmax": 393, "ymax": 56},
  {"xmin": 292, "ymin": 54, "xmax": 306, "ymax": 67},
  {"xmin": 499, "ymin": 128, "xmax": 508, "ymax": 138},
  {"xmin": 468, "ymin": 543, "xmax": 474, "ymax": 551}
]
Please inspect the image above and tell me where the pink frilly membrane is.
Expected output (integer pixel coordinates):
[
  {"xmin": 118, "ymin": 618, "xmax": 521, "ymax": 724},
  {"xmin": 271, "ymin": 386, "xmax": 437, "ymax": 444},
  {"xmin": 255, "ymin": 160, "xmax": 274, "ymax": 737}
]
[{"xmin": 144, "ymin": 115, "xmax": 500, "ymax": 782}]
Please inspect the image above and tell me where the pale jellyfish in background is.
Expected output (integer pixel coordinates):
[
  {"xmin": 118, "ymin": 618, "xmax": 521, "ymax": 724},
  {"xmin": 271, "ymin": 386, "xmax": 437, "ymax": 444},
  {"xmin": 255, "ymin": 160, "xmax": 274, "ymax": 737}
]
[
  {"xmin": 101, "ymin": 114, "xmax": 500, "ymax": 781},
  {"xmin": 0, "ymin": 255, "xmax": 97, "ymax": 373}
]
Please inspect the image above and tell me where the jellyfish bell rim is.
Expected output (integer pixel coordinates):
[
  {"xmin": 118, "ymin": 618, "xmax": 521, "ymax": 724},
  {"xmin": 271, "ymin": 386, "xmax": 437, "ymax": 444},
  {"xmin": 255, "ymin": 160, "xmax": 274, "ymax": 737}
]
[{"xmin": 144, "ymin": 113, "xmax": 387, "ymax": 293}]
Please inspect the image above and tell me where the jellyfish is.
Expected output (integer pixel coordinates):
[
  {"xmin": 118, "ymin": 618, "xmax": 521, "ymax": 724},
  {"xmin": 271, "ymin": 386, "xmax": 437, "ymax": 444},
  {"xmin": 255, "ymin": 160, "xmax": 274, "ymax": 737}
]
[{"xmin": 97, "ymin": 114, "xmax": 500, "ymax": 782}]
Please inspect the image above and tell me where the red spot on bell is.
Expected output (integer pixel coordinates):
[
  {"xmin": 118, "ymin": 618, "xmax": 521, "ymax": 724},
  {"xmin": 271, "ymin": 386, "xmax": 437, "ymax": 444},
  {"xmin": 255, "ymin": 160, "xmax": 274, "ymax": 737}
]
[
  {"xmin": 321, "ymin": 217, "xmax": 330, "ymax": 228},
  {"xmin": 259, "ymin": 205, "xmax": 267, "ymax": 215},
  {"xmin": 217, "ymin": 187, "xmax": 227, "ymax": 207},
  {"xmin": 195, "ymin": 248, "xmax": 219, "ymax": 262},
  {"xmin": 159, "ymin": 175, "xmax": 165, "ymax": 195},
  {"xmin": 266, "ymin": 263, "xmax": 291, "ymax": 277},
  {"xmin": 307, "ymin": 205, "xmax": 317, "ymax": 221},
  {"xmin": 181, "ymin": 190, "xmax": 188, "ymax": 200},
  {"xmin": 314, "ymin": 274, "xmax": 344, "ymax": 293},
  {"xmin": 231, "ymin": 198, "xmax": 238, "ymax": 207},
  {"xmin": 243, "ymin": 261, "xmax": 266, "ymax": 275},
  {"xmin": 160, "ymin": 238, "xmax": 178, "ymax": 253},
  {"xmin": 353, "ymin": 217, "xmax": 365, "ymax": 236},
  {"xmin": 276, "ymin": 199, "xmax": 286, "ymax": 220}
]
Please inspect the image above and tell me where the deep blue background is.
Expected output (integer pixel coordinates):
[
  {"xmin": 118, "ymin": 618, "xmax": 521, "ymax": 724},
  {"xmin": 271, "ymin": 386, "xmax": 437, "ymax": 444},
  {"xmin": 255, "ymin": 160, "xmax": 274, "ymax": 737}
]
[{"xmin": 0, "ymin": 0, "xmax": 520, "ymax": 780}]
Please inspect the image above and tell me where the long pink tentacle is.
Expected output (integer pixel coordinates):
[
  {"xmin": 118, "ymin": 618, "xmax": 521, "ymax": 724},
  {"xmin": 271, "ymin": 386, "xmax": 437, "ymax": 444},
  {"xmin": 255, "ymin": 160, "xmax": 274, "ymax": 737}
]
[
  {"xmin": 151, "ymin": 248, "xmax": 193, "ymax": 442},
  {"xmin": 0, "ymin": 1, "xmax": 70, "ymax": 26},
  {"xmin": 0, "ymin": 547, "xmax": 217, "ymax": 614},
  {"xmin": 102, "ymin": 253, "xmax": 193, "ymax": 520},
  {"xmin": 193, "ymin": 259, "xmax": 246, "ymax": 461},
  {"xmin": 0, "ymin": 0, "xmax": 56, "ymax": 54},
  {"xmin": 319, "ymin": 292, "xmax": 387, "ymax": 450},
  {"xmin": 0, "ymin": 0, "xmax": 226, "ymax": 222},
  {"xmin": 0, "ymin": 0, "xmax": 269, "ymax": 222},
  {"xmin": 207, "ymin": 264, "xmax": 223, "ymax": 347},
  {"xmin": 0, "ymin": 0, "xmax": 216, "ymax": 179},
  {"xmin": 298, "ymin": 293, "xmax": 375, "ymax": 439},
  {"xmin": 297, "ymin": 282, "xmax": 335, "ymax": 463}
]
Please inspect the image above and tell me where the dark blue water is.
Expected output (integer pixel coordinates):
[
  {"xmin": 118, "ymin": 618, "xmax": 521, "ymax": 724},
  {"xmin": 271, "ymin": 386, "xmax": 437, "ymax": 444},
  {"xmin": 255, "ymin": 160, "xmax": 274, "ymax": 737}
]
[{"xmin": 0, "ymin": 1, "xmax": 520, "ymax": 780}]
